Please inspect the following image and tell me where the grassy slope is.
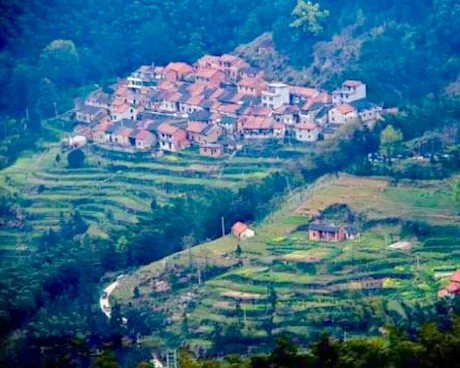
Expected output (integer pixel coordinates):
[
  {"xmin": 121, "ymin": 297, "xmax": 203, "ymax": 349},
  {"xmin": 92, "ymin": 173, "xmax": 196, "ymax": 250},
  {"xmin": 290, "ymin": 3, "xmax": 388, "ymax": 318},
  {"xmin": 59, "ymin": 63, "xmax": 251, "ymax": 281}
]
[
  {"xmin": 0, "ymin": 123, "xmax": 313, "ymax": 252},
  {"xmin": 114, "ymin": 174, "xmax": 460, "ymax": 348}
]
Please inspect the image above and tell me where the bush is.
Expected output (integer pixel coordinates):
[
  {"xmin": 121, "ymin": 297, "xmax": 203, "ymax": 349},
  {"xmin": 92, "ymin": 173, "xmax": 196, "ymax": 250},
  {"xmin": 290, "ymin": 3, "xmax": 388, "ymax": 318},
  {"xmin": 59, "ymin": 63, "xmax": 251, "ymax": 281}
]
[{"xmin": 67, "ymin": 149, "xmax": 85, "ymax": 168}]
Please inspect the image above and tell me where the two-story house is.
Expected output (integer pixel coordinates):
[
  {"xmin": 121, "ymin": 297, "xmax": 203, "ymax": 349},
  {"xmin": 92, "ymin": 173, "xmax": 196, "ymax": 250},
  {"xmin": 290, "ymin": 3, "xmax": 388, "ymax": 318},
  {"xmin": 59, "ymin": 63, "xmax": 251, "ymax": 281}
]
[
  {"xmin": 328, "ymin": 103, "xmax": 359, "ymax": 125},
  {"xmin": 157, "ymin": 123, "xmax": 190, "ymax": 152},
  {"xmin": 76, "ymin": 105, "xmax": 107, "ymax": 124},
  {"xmin": 186, "ymin": 122, "xmax": 222, "ymax": 145},
  {"xmin": 237, "ymin": 77, "xmax": 266, "ymax": 97},
  {"xmin": 238, "ymin": 116, "xmax": 285, "ymax": 140},
  {"xmin": 295, "ymin": 123, "xmax": 320, "ymax": 142},
  {"xmin": 273, "ymin": 104, "xmax": 300, "ymax": 128},
  {"xmin": 261, "ymin": 82, "xmax": 290, "ymax": 110},
  {"xmin": 332, "ymin": 80, "xmax": 366, "ymax": 104},
  {"xmin": 350, "ymin": 100, "xmax": 383, "ymax": 125}
]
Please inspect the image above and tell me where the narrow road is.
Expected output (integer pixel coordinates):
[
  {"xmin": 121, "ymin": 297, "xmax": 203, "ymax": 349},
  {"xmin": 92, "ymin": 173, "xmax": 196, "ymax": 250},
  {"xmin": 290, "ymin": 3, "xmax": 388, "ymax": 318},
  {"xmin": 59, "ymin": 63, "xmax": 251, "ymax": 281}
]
[{"xmin": 99, "ymin": 279, "xmax": 120, "ymax": 319}]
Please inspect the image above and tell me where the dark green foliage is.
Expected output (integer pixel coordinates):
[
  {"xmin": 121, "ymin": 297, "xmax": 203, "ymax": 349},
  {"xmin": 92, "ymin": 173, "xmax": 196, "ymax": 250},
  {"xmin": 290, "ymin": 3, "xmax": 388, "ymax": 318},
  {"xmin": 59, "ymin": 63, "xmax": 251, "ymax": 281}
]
[{"xmin": 67, "ymin": 148, "xmax": 85, "ymax": 168}]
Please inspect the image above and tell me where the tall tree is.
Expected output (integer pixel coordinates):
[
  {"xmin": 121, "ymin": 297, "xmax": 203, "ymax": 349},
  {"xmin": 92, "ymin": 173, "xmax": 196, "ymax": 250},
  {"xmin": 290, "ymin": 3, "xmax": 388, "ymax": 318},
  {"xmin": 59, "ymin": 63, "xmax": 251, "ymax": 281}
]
[
  {"xmin": 290, "ymin": 0, "xmax": 330, "ymax": 36},
  {"xmin": 380, "ymin": 125, "xmax": 403, "ymax": 158},
  {"xmin": 39, "ymin": 40, "xmax": 82, "ymax": 88}
]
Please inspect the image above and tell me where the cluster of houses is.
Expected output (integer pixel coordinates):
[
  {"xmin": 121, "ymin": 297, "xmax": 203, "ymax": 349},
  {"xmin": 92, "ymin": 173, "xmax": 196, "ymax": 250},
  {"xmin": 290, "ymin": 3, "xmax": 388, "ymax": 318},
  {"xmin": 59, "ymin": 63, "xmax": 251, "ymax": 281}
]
[{"xmin": 73, "ymin": 53, "xmax": 384, "ymax": 157}]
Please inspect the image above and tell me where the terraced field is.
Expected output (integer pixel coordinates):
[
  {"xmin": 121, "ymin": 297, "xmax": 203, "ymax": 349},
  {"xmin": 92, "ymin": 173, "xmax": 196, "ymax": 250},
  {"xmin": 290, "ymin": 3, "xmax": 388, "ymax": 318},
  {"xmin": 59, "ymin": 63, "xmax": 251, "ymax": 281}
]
[
  {"xmin": 0, "ymin": 139, "xmax": 309, "ymax": 253},
  {"xmin": 114, "ymin": 174, "xmax": 460, "ymax": 349}
]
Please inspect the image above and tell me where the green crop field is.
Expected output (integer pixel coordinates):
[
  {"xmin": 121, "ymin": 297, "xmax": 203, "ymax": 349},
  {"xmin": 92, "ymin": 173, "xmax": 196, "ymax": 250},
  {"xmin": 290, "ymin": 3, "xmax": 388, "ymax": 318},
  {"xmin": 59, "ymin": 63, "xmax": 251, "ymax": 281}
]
[{"xmin": 113, "ymin": 174, "xmax": 460, "ymax": 349}]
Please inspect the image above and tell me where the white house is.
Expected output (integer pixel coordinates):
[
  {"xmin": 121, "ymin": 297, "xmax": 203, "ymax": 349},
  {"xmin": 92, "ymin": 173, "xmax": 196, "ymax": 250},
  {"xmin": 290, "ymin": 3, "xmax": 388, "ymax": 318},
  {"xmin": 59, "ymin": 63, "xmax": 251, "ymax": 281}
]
[
  {"xmin": 232, "ymin": 222, "xmax": 255, "ymax": 240},
  {"xmin": 261, "ymin": 82, "xmax": 290, "ymax": 110},
  {"xmin": 350, "ymin": 100, "xmax": 383, "ymax": 124},
  {"xmin": 328, "ymin": 104, "xmax": 359, "ymax": 125},
  {"xmin": 295, "ymin": 123, "xmax": 320, "ymax": 142},
  {"xmin": 332, "ymin": 80, "xmax": 366, "ymax": 104}
]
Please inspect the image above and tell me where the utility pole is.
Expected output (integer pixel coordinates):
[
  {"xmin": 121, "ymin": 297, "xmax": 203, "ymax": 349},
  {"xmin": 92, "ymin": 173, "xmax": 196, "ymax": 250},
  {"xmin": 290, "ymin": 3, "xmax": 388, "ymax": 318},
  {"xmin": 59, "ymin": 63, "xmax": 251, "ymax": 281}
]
[
  {"xmin": 188, "ymin": 244, "xmax": 193, "ymax": 268},
  {"xmin": 197, "ymin": 262, "xmax": 202, "ymax": 285},
  {"xmin": 221, "ymin": 216, "xmax": 225, "ymax": 238},
  {"xmin": 285, "ymin": 176, "xmax": 293, "ymax": 197}
]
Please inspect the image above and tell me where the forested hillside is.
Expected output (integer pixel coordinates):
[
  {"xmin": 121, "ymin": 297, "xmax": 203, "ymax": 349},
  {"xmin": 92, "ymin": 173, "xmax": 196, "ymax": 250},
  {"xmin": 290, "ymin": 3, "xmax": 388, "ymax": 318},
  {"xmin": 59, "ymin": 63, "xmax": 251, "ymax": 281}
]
[
  {"xmin": 0, "ymin": 0, "xmax": 459, "ymax": 366},
  {"xmin": 1, "ymin": 0, "xmax": 458, "ymax": 153}
]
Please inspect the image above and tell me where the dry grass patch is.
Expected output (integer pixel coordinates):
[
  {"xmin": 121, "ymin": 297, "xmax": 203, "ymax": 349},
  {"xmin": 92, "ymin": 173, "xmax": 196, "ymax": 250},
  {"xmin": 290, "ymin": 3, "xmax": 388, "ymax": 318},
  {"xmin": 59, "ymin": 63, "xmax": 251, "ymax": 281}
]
[
  {"xmin": 281, "ymin": 248, "xmax": 333, "ymax": 262},
  {"xmin": 221, "ymin": 290, "xmax": 264, "ymax": 300}
]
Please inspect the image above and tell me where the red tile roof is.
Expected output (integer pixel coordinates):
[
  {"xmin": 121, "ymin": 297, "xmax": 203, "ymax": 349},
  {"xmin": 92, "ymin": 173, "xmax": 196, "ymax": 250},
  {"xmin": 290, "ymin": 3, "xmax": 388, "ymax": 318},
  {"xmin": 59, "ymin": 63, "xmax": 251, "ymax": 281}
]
[
  {"xmin": 119, "ymin": 127, "xmax": 133, "ymax": 137},
  {"xmin": 335, "ymin": 103, "xmax": 356, "ymax": 115},
  {"xmin": 93, "ymin": 120, "xmax": 112, "ymax": 132},
  {"xmin": 445, "ymin": 282, "xmax": 460, "ymax": 293},
  {"xmin": 313, "ymin": 91, "xmax": 332, "ymax": 104},
  {"xmin": 274, "ymin": 104, "xmax": 299, "ymax": 115},
  {"xmin": 241, "ymin": 116, "xmax": 273, "ymax": 130},
  {"xmin": 290, "ymin": 86, "xmax": 317, "ymax": 98},
  {"xmin": 188, "ymin": 81, "xmax": 208, "ymax": 96},
  {"xmin": 157, "ymin": 80, "xmax": 176, "ymax": 90},
  {"xmin": 232, "ymin": 221, "xmax": 248, "ymax": 235},
  {"xmin": 112, "ymin": 103, "xmax": 129, "ymax": 113},
  {"xmin": 135, "ymin": 129, "xmax": 153, "ymax": 140},
  {"xmin": 243, "ymin": 105, "xmax": 271, "ymax": 117},
  {"xmin": 297, "ymin": 122, "xmax": 317, "ymax": 130},
  {"xmin": 451, "ymin": 270, "xmax": 460, "ymax": 283},
  {"xmin": 273, "ymin": 122, "xmax": 285, "ymax": 130},
  {"xmin": 239, "ymin": 77, "xmax": 263, "ymax": 88},
  {"xmin": 217, "ymin": 103, "xmax": 240, "ymax": 114},
  {"xmin": 165, "ymin": 62, "xmax": 194, "ymax": 76},
  {"xmin": 195, "ymin": 68, "xmax": 221, "ymax": 79},
  {"xmin": 186, "ymin": 95, "xmax": 203, "ymax": 106},
  {"xmin": 158, "ymin": 123, "xmax": 180, "ymax": 135},
  {"xmin": 186, "ymin": 122, "xmax": 208, "ymax": 134},
  {"xmin": 221, "ymin": 54, "xmax": 239, "ymax": 63},
  {"xmin": 209, "ymin": 88, "xmax": 225, "ymax": 101},
  {"xmin": 343, "ymin": 80, "xmax": 363, "ymax": 87},
  {"xmin": 168, "ymin": 92, "xmax": 183, "ymax": 103}
]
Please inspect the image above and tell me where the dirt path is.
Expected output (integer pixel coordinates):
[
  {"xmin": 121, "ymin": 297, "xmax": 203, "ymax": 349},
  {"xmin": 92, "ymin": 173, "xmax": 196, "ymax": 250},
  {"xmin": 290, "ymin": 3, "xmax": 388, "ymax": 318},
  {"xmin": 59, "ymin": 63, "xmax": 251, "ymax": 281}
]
[{"xmin": 99, "ymin": 279, "xmax": 120, "ymax": 318}]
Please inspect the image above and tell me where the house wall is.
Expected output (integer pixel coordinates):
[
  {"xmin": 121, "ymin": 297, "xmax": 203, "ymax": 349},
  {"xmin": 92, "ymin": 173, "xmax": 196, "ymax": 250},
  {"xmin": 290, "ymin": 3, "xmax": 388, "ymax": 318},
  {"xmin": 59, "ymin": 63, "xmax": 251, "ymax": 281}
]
[
  {"xmin": 93, "ymin": 131, "xmax": 108, "ymax": 143},
  {"xmin": 243, "ymin": 129, "xmax": 273, "ymax": 139},
  {"xmin": 241, "ymin": 229, "xmax": 255, "ymax": 239},
  {"xmin": 275, "ymin": 113, "xmax": 296, "ymax": 126},
  {"xmin": 295, "ymin": 128, "xmax": 319, "ymax": 142},
  {"xmin": 113, "ymin": 134, "xmax": 130, "ymax": 147},
  {"xmin": 159, "ymin": 100, "xmax": 178, "ymax": 112},
  {"xmin": 309, "ymin": 230, "xmax": 320, "ymax": 241},
  {"xmin": 328, "ymin": 109, "xmax": 358, "ymax": 125},
  {"xmin": 332, "ymin": 84, "xmax": 366, "ymax": 104},
  {"xmin": 358, "ymin": 107, "xmax": 382, "ymax": 123},
  {"xmin": 200, "ymin": 146, "xmax": 223, "ymax": 157},
  {"xmin": 136, "ymin": 135, "xmax": 155, "ymax": 150},
  {"xmin": 262, "ymin": 85, "xmax": 290, "ymax": 109},
  {"xmin": 76, "ymin": 112, "xmax": 94, "ymax": 123}
]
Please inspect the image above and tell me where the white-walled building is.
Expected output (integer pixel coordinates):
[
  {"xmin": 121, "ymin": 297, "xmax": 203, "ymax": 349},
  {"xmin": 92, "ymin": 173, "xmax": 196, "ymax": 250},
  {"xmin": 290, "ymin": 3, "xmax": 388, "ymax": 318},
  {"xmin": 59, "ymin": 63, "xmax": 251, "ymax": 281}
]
[
  {"xmin": 262, "ymin": 82, "xmax": 290, "ymax": 110},
  {"xmin": 328, "ymin": 104, "xmax": 359, "ymax": 125},
  {"xmin": 332, "ymin": 80, "xmax": 366, "ymax": 104},
  {"xmin": 295, "ymin": 123, "xmax": 320, "ymax": 142}
]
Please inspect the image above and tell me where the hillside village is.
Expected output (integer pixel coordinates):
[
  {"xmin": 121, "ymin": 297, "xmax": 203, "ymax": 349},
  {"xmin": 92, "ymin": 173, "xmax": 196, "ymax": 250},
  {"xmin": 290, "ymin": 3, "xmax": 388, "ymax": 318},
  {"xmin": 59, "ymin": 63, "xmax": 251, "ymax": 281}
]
[{"xmin": 73, "ymin": 54, "xmax": 385, "ymax": 157}]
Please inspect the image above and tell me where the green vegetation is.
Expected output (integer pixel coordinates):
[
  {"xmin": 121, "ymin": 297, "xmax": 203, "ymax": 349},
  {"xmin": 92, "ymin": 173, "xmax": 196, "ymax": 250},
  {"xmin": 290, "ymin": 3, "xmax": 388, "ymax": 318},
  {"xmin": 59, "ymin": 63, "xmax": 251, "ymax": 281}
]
[
  {"xmin": 1, "ymin": 0, "xmax": 459, "ymax": 365},
  {"xmin": 114, "ymin": 174, "xmax": 459, "ymax": 351}
]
